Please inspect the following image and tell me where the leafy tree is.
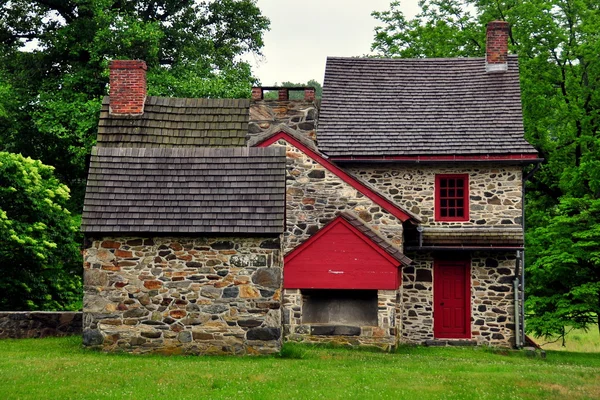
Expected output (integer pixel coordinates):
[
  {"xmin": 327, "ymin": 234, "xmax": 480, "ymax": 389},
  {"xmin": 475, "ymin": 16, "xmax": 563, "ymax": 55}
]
[
  {"xmin": 0, "ymin": 0, "xmax": 270, "ymax": 210},
  {"xmin": 372, "ymin": 0, "xmax": 600, "ymax": 335},
  {"xmin": 263, "ymin": 80, "xmax": 323, "ymax": 99},
  {"xmin": 0, "ymin": 152, "xmax": 81, "ymax": 310}
]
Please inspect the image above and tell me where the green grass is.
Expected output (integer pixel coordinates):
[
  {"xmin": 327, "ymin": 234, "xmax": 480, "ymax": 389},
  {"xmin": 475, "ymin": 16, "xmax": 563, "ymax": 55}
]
[
  {"xmin": 0, "ymin": 337, "xmax": 599, "ymax": 400},
  {"xmin": 535, "ymin": 328, "xmax": 600, "ymax": 353}
]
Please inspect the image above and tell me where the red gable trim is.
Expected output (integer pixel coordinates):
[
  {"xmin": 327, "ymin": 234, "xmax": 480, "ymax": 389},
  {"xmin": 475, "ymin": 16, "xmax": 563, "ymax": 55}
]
[
  {"xmin": 329, "ymin": 154, "xmax": 540, "ymax": 162},
  {"xmin": 255, "ymin": 132, "xmax": 414, "ymax": 223},
  {"xmin": 284, "ymin": 216, "xmax": 400, "ymax": 290}
]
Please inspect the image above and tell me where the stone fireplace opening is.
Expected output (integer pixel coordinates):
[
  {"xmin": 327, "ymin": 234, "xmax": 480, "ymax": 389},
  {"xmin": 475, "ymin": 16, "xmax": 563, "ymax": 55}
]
[{"xmin": 301, "ymin": 289, "xmax": 378, "ymax": 326}]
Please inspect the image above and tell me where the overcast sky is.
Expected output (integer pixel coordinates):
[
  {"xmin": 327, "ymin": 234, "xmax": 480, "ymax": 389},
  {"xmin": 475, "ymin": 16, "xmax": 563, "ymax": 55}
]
[{"xmin": 245, "ymin": 0, "xmax": 421, "ymax": 86}]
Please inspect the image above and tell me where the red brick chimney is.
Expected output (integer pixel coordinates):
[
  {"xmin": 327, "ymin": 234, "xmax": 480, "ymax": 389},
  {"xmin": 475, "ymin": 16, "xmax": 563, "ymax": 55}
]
[
  {"xmin": 109, "ymin": 60, "xmax": 147, "ymax": 115},
  {"xmin": 486, "ymin": 21, "xmax": 509, "ymax": 73}
]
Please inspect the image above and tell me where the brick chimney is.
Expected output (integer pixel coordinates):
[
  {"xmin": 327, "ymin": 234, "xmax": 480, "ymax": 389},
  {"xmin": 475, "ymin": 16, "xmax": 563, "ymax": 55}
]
[
  {"xmin": 109, "ymin": 60, "xmax": 147, "ymax": 115},
  {"xmin": 486, "ymin": 21, "xmax": 509, "ymax": 73}
]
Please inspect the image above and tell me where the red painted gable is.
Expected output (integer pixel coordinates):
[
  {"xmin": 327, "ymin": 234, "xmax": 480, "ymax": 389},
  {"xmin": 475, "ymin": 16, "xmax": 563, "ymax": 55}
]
[{"xmin": 284, "ymin": 217, "xmax": 400, "ymax": 290}]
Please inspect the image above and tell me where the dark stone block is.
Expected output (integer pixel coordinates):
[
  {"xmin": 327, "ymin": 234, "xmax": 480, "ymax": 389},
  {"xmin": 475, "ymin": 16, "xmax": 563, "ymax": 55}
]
[
  {"xmin": 126, "ymin": 239, "xmax": 143, "ymax": 246},
  {"xmin": 500, "ymin": 219, "xmax": 514, "ymax": 225},
  {"xmin": 252, "ymin": 268, "xmax": 281, "ymax": 288},
  {"xmin": 123, "ymin": 308, "xmax": 148, "ymax": 318},
  {"xmin": 211, "ymin": 241, "xmax": 235, "ymax": 250},
  {"xmin": 497, "ymin": 268, "xmax": 512, "ymax": 275},
  {"xmin": 223, "ymin": 287, "xmax": 239, "ymax": 298},
  {"xmin": 415, "ymin": 269, "xmax": 432, "ymax": 282},
  {"xmin": 158, "ymin": 250, "xmax": 171, "ymax": 257},
  {"xmin": 141, "ymin": 331, "xmax": 162, "ymax": 339},
  {"xmin": 497, "ymin": 316, "xmax": 507, "ymax": 323},
  {"xmin": 143, "ymin": 238, "xmax": 154, "ymax": 246},
  {"xmin": 237, "ymin": 319, "xmax": 263, "ymax": 328},
  {"xmin": 142, "ymin": 320, "xmax": 166, "ymax": 325},
  {"xmin": 260, "ymin": 289, "xmax": 276, "ymax": 298},
  {"xmin": 485, "ymin": 258, "xmax": 499, "ymax": 268},
  {"xmin": 478, "ymin": 305, "xmax": 487, "ymax": 312},
  {"xmin": 298, "ymin": 121, "xmax": 314, "ymax": 130},
  {"xmin": 248, "ymin": 123, "xmax": 262, "ymax": 134},
  {"xmin": 186, "ymin": 261, "xmax": 203, "ymax": 268},
  {"xmin": 310, "ymin": 325, "xmax": 361, "ymax": 336},
  {"xmin": 404, "ymin": 266, "xmax": 415, "ymax": 274},
  {"xmin": 489, "ymin": 285, "xmax": 511, "ymax": 293},
  {"xmin": 498, "ymin": 276, "xmax": 515, "ymax": 284},
  {"xmin": 260, "ymin": 239, "xmax": 280, "ymax": 249},
  {"xmin": 414, "ymin": 283, "xmax": 426, "ymax": 290},
  {"xmin": 474, "ymin": 319, "xmax": 485, "ymax": 326},
  {"xmin": 308, "ymin": 170, "xmax": 325, "ymax": 179},
  {"xmin": 246, "ymin": 327, "xmax": 281, "ymax": 341},
  {"xmin": 492, "ymin": 307, "xmax": 508, "ymax": 314},
  {"xmin": 82, "ymin": 329, "xmax": 104, "ymax": 346},
  {"xmin": 492, "ymin": 333, "xmax": 505, "ymax": 340},
  {"xmin": 216, "ymin": 270, "xmax": 228, "ymax": 277}
]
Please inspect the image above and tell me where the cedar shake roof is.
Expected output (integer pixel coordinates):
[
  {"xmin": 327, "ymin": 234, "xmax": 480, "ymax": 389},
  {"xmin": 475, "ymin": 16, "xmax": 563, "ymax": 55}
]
[
  {"xmin": 97, "ymin": 97, "xmax": 249, "ymax": 148},
  {"xmin": 339, "ymin": 212, "xmax": 412, "ymax": 266},
  {"xmin": 81, "ymin": 146, "xmax": 285, "ymax": 234},
  {"xmin": 421, "ymin": 227, "xmax": 524, "ymax": 246},
  {"xmin": 318, "ymin": 56, "xmax": 538, "ymax": 157}
]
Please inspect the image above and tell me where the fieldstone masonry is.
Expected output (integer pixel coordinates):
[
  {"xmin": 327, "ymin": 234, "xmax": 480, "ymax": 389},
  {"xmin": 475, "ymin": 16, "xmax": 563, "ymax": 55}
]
[
  {"xmin": 273, "ymin": 139, "xmax": 405, "ymax": 253},
  {"xmin": 83, "ymin": 236, "xmax": 283, "ymax": 355},
  {"xmin": 283, "ymin": 289, "xmax": 398, "ymax": 350},
  {"xmin": 348, "ymin": 164, "xmax": 523, "ymax": 226},
  {"xmin": 401, "ymin": 252, "xmax": 516, "ymax": 347},
  {"xmin": 249, "ymin": 100, "xmax": 318, "ymax": 141}
]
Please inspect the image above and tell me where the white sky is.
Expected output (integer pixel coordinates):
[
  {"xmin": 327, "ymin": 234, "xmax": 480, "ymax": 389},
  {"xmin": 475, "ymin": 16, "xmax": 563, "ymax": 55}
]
[{"xmin": 245, "ymin": 0, "xmax": 421, "ymax": 85}]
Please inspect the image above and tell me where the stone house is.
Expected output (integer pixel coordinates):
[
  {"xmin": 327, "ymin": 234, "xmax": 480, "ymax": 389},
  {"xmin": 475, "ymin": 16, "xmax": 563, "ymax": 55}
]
[{"xmin": 81, "ymin": 21, "xmax": 539, "ymax": 354}]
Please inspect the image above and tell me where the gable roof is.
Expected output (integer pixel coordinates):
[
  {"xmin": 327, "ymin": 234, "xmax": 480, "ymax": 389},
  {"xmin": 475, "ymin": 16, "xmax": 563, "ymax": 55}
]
[
  {"xmin": 317, "ymin": 56, "xmax": 538, "ymax": 158},
  {"xmin": 81, "ymin": 146, "xmax": 285, "ymax": 234},
  {"xmin": 251, "ymin": 128, "xmax": 421, "ymax": 223},
  {"xmin": 284, "ymin": 213, "xmax": 410, "ymax": 290},
  {"xmin": 97, "ymin": 97, "xmax": 250, "ymax": 148}
]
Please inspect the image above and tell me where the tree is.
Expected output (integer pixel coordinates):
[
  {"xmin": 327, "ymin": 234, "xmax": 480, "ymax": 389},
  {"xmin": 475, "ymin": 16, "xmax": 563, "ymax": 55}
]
[
  {"xmin": 372, "ymin": 0, "xmax": 600, "ymax": 336},
  {"xmin": 0, "ymin": 152, "xmax": 81, "ymax": 310},
  {"xmin": 0, "ymin": 0, "xmax": 270, "ymax": 210},
  {"xmin": 263, "ymin": 80, "xmax": 324, "ymax": 100}
]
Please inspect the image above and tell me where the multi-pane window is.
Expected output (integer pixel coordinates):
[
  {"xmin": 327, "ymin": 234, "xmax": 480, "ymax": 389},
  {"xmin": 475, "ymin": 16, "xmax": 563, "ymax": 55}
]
[{"xmin": 435, "ymin": 174, "xmax": 469, "ymax": 221}]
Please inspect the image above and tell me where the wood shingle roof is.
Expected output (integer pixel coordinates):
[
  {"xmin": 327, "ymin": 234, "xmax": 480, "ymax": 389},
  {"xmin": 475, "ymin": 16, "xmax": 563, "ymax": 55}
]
[
  {"xmin": 318, "ymin": 56, "xmax": 538, "ymax": 157},
  {"xmin": 81, "ymin": 146, "xmax": 285, "ymax": 234},
  {"xmin": 97, "ymin": 97, "xmax": 249, "ymax": 148}
]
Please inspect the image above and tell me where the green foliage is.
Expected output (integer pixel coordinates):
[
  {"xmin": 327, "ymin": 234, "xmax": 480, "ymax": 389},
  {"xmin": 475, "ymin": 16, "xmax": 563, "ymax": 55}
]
[
  {"xmin": 263, "ymin": 80, "xmax": 323, "ymax": 100},
  {"xmin": 0, "ymin": 0, "xmax": 270, "ymax": 210},
  {"xmin": 372, "ymin": 0, "xmax": 600, "ymax": 335},
  {"xmin": 0, "ymin": 152, "xmax": 81, "ymax": 310},
  {"xmin": 1, "ymin": 337, "xmax": 600, "ymax": 399}
]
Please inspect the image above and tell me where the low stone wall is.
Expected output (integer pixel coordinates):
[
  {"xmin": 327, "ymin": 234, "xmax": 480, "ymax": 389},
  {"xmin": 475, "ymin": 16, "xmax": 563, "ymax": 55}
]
[
  {"xmin": 0, "ymin": 312, "xmax": 82, "ymax": 339},
  {"xmin": 83, "ymin": 236, "xmax": 283, "ymax": 355}
]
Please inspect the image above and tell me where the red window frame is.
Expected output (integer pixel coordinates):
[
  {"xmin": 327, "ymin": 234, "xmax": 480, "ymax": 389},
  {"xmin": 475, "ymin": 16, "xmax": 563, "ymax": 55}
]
[{"xmin": 435, "ymin": 174, "xmax": 469, "ymax": 222}]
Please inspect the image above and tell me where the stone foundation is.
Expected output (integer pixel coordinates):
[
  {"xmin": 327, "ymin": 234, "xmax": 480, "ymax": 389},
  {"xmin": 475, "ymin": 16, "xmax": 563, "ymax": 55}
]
[
  {"xmin": 83, "ymin": 236, "xmax": 283, "ymax": 355},
  {"xmin": 249, "ymin": 100, "xmax": 318, "ymax": 141},
  {"xmin": 283, "ymin": 289, "xmax": 397, "ymax": 350},
  {"xmin": 0, "ymin": 312, "xmax": 82, "ymax": 339}
]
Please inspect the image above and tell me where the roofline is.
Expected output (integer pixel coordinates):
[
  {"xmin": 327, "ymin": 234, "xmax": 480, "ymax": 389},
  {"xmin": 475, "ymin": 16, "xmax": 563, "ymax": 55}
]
[
  {"xmin": 284, "ymin": 214, "xmax": 408, "ymax": 266},
  {"xmin": 253, "ymin": 131, "xmax": 420, "ymax": 223},
  {"xmin": 328, "ymin": 154, "xmax": 542, "ymax": 164},
  {"xmin": 405, "ymin": 245, "xmax": 524, "ymax": 252}
]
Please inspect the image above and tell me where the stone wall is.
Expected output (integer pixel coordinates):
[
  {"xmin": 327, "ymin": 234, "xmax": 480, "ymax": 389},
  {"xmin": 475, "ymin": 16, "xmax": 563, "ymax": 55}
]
[
  {"xmin": 271, "ymin": 139, "xmax": 405, "ymax": 253},
  {"xmin": 400, "ymin": 252, "xmax": 517, "ymax": 347},
  {"xmin": 346, "ymin": 164, "xmax": 523, "ymax": 226},
  {"xmin": 0, "ymin": 312, "xmax": 82, "ymax": 339},
  {"xmin": 83, "ymin": 236, "xmax": 283, "ymax": 355},
  {"xmin": 249, "ymin": 100, "xmax": 318, "ymax": 141},
  {"xmin": 283, "ymin": 289, "xmax": 397, "ymax": 350}
]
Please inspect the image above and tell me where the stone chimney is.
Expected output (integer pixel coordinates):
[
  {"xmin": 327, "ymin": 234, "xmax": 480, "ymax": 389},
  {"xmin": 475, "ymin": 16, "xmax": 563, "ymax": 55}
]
[
  {"xmin": 486, "ymin": 21, "xmax": 509, "ymax": 73},
  {"xmin": 109, "ymin": 60, "xmax": 147, "ymax": 115}
]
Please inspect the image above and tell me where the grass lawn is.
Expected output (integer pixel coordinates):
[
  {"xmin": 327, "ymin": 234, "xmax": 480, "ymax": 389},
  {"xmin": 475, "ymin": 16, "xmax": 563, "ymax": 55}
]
[
  {"xmin": 0, "ymin": 336, "xmax": 599, "ymax": 400},
  {"xmin": 536, "ymin": 328, "xmax": 600, "ymax": 353}
]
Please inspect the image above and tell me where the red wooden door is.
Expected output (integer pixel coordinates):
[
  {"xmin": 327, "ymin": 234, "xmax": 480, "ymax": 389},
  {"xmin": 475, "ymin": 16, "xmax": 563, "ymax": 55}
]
[{"xmin": 433, "ymin": 259, "xmax": 471, "ymax": 338}]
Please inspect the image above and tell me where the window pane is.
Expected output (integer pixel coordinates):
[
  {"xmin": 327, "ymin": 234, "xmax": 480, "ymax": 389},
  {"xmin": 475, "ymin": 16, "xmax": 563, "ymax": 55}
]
[
  {"xmin": 457, "ymin": 199, "xmax": 464, "ymax": 207},
  {"xmin": 441, "ymin": 189, "xmax": 447, "ymax": 197},
  {"xmin": 457, "ymin": 209, "xmax": 464, "ymax": 217},
  {"xmin": 441, "ymin": 209, "xmax": 447, "ymax": 217},
  {"xmin": 440, "ymin": 179, "xmax": 447, "ymax": 188},
  {"xmin": 456, "ymin": 179, "xmax": 464, "ymax": 188},
  {"xmin": 441, "ymin": 199, "xmax": 447, "ymax": 207},
  {"xmin": 448, "ymin": 189, "xmax": 455, "ymax": 197},
  {"xmin": 448, "ymin": 199, "xmax": 455, "ymax": 208},
  {"xmin": 457, "ymin": 189, "xmax": 463, "ymax": 197},
  {"xmin": 449, "ymin": 209, "xmax": 456, "ymax": 217}
]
